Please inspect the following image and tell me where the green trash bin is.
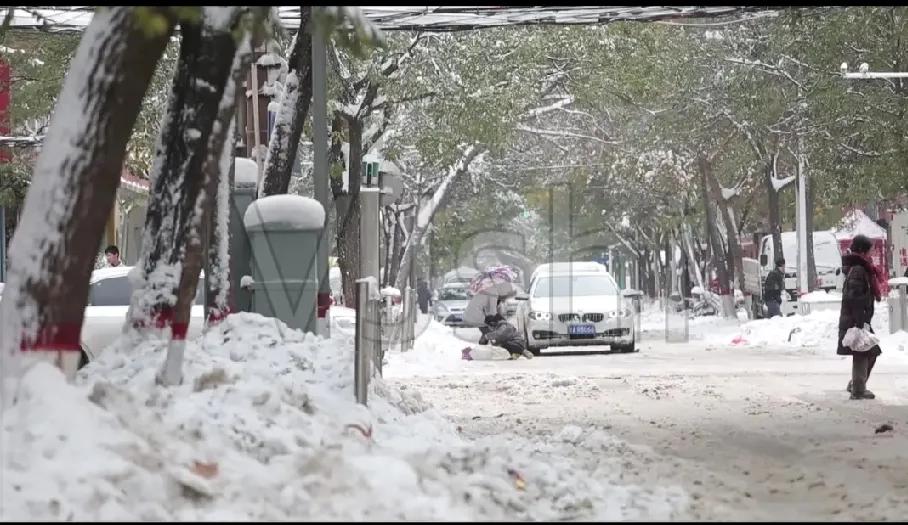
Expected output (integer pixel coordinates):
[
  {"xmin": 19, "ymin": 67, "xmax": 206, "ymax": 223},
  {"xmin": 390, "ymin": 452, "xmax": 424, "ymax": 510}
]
[{"xmin": 243, "ymin": 194, "xmax": 325, "ymax": 333}]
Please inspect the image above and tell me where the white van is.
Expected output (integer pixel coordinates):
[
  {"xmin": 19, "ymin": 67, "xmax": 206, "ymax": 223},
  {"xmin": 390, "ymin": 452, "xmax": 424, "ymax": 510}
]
[{"xmin": 756, "ymin": 231, "xmax": 841, "ymax": 291}]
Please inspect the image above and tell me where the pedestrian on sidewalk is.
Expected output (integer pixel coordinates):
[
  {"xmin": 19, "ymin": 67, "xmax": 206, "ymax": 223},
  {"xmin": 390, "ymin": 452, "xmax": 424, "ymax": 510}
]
[
  {"xmin": 764, "ymin": 257, "xmax": 785, "ymax": 318},
  {"xmin": 838, "ymin": 234, "xmax": 884, "ymax": 400},
  {"xmin": 417, "ymin": 278, "xmax": 432, "ymax": 314}
]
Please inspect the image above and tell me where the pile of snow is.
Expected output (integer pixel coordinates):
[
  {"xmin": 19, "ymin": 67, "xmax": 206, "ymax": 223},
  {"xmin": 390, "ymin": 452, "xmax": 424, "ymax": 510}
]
[
  {"xmin": 707, "ymin": 301, "xmax": 890, "ymax": 350},
  {"xmin": 638, "ymin": 301, "xmax": 742, "ymax": 341},
  {"xmin": 835, "ymin": 209, "xmax": 887, "ymax": 239},
  {"xmin": 799, "ymin": 290, "xmax": 842, "ymax": 303},
  {"xmin": 243, "ymin": 194, "xmax": 326, "ymax": 231},
  {"xmin": 233, "ymin": 157, "xmax": 258, "ymax": 188},
  {"xmin": 2, "ymin": 312, "xmax": 686, "ymax": 521},
  {"xmin": 379, "ymin": 286, "xmax": 401, "ymax": 298},
  {"xmin": 880, "ymin": 330, "xmax": 908, "ymax": 360}
]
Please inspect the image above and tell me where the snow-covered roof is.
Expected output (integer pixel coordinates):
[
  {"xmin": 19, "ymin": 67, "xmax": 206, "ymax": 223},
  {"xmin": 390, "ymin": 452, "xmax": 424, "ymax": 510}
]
[
  {"xmin": 243, "ymin": 194, "xmax": 326, "ymax": 231},
  {"xmin": 6, "ymin": 6, "xmax": 768, "ymax": 32},
  {"xmin": 835, "ymin": 209, "xmax": 887, "ymax": 239}
]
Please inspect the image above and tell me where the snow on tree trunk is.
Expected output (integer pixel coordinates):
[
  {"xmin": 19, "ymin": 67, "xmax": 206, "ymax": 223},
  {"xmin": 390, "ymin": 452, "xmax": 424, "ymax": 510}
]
[
  {"xmin": 0, "ymin": 6, "xmax": 175, "ymax": 392},
  {"xmin": 129, "ymin": 8, "xmax": 243, "ymax": 351},
  {"xmin": 681, "ymin": 223, "xmax": 705, "ymax": 292},
  {"xmin": 205, "ymin": 121, "xmax": 235, "ymax": 323},
  {"xmin": 395, "ymin": 147, "xmax": 482, "ymax": 291},
  {"xmin": 198, "ymin": 23, "xmax": 260, "ymax": 326},
  {"xmin": 706, "ymin": 168, "xmax": 744, "ymax": 294},
  {"xmin": 697, "ymin": 155, "xmax": 734, "ymax": 318},
  {"xmin": 261, "ymin": 6, "xmax": 314, "ymax": 197}
]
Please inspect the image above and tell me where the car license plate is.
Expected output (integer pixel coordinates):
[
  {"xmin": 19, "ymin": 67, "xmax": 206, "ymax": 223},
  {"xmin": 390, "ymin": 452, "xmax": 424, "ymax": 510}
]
[{"xmin": 568, "ymin": 324, "xmax": 596, "ymax": 336}]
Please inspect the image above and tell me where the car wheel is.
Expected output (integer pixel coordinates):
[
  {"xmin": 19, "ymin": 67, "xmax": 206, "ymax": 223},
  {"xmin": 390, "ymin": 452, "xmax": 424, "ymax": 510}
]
[
  {"xmin": 614, "ymin": 340, "xmax": 636, "ymax": 353},
  {"xmin": 524, "ymin": 327, "xmax": 541, "ymax": 356}
]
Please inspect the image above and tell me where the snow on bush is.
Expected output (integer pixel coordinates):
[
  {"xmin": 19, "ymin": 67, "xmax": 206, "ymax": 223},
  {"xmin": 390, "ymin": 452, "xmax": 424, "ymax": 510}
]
[{"xmin": 1, "ymin": 312, "xmax": 687, "ymax": 521}]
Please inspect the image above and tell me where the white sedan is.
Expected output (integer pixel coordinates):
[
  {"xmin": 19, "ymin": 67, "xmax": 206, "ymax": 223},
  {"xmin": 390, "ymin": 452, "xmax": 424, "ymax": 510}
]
[
  {"xmin": 515, "ymin": 270, "xmax": 638, "ymax": 354},
  {"xmin": 79, "ymin": 266, "xmax": 206, "ymax": 365}
]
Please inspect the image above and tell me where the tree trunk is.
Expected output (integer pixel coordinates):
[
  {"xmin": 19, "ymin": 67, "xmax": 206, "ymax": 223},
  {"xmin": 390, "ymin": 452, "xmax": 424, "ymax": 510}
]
[
  {"xmin": 206, "ymin": 134, "xmax": 234, "ymax": 321},
  {"xmin": 701, "ymin": 161, "xmax": 744, "ymax": 293},
  {"xmin": 261, "ymin": 6, "xmax": 314, "ymax": 197},
  {"xmin": 337, "ymin": 119, "xmax": 363, "ymax": 304},
  {"xmin": 698, "ymin": 155, "xmax": 734, "ymax": 317},
  {"xmin": 394, "ymin": 147, "xmax": 481, "ymax": 291},
  {"xmin": 0, "ymin": 7, "xmax": 174, "ymax": 385},
  {"xmin": 388, "ymin": 211, "xmax": 403, "ymax": 286},
  {"xmin": 130, "ymin": 9, "xmax": 243, "ymax": 339},
  {"xmin": 765, "ymin": 152, "xmax": 783, "ymax": 263},
  {"xmin": 805, "ymin": 162, "xmax": 817, "ymax": 292},
  {"xmin": 381, "ymin": 210, "xmax": 392, "ymax": 286}
]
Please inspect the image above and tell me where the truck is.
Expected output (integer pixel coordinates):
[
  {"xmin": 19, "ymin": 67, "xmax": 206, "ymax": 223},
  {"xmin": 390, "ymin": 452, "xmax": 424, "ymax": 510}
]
[{"xmin": 743, "ymin": 231, "xmax": 843, "ymax": 318}]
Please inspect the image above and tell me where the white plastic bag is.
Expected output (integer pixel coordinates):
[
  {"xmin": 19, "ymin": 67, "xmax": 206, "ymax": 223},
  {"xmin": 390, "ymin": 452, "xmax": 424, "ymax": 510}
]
[{"xmin": 843, "ymin": 324, "xmax": 880, "ymax": 353}]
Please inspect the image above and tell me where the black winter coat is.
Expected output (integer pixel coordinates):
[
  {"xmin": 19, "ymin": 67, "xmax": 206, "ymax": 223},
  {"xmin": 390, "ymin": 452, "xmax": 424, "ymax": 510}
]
[
  {"xmin": 837, "ymin": 253, "xmax": 881, "ymax": 356},
  {"xmin": 763, "ymin": 268, "xmax": 785, "ymax": 302}
]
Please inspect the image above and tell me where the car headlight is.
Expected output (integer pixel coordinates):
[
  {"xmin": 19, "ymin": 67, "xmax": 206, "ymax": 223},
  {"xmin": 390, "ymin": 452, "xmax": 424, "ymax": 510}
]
[
  {"xmin": 608, "ymin": 309, "xmax": 632, "ymax": 318},
  {"xmin": 529, "ymin": 311, "xmax": 552, "ymax": 321}
]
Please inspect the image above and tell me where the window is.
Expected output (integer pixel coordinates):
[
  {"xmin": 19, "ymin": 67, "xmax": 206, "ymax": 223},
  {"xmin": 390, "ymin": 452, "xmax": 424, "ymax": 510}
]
[
  {"xmin": 89, "ymin": 276, "xmax": 133, "ymax": 306},
  {"xmin": 89, "ymin": 276, "xmax": 207, "ymax": 306},
  {"xmin": 532, "ymin": 275, "xmax": 617, "ymax": 298},
  {"xmin": 440, "ymin": 287, "xmax": 470, "ymax": 301}
]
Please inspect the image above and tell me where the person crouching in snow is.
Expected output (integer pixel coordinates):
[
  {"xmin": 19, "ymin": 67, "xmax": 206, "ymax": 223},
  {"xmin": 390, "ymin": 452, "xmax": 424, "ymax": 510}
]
[
  {"xmin": 463, "ymin": 293, "xmax": 532, "ymax": 359},
  {"xmin": 838, "ymin": 234, "xmax": 885, "ymax": 400},
  {"xmin": 486, "ymin": 316, "xmax": 534, "ymax": 360}
]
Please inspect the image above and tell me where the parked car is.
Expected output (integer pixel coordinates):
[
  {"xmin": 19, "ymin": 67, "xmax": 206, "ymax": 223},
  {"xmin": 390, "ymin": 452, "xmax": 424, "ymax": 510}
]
[
  {"xmin": 515, "ymin": 267, "xmax": 637, "ymax": 354},
  {"xmin": 502, "ymin": 284, "xmax": 525, "ymax": 318},
  {"xmin": 79, "ymin": 266, "xmax": 206, "ymax": 366},
  {"xmin": 433, "ymin": 283, "xmax": 471, "ymax": 326}
]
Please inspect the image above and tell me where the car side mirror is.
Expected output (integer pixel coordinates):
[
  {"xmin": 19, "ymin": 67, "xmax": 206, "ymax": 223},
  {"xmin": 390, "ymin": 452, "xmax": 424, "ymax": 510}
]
[
  {"xmin": 759, "ymin": 254, "xmax": 768, "ymax": 266},
  {"xmin": 515, "ymin": 294, "xmax": 529, "ymax": 301},
  {"xmin": 835, "ymin": 268, "xmax": 841, "ymax": 276}
]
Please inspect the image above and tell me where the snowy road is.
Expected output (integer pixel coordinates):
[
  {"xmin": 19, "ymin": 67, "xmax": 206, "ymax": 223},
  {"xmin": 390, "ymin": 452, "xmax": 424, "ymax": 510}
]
[{"xmin": 387, "ymin": 321, "xmax": 908, "ymax": 521}]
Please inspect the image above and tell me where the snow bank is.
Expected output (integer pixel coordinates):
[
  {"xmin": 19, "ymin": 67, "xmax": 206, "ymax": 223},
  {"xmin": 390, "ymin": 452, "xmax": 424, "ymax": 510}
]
[
  {"xmin": 702, "ymin": 302, "xmax": 890, "ymax": 350},
  {"xmin": 243, "ymin": 194, "xmax": 325, "ymax": 231},
  {"xmin": 380, "ymin": 286, "xmax": 400, "ymax": 297},
  {"xmin": 799, "ymin": 290, "xmax": 842, "ymax": 303},
  {"xmin": 2, "ymin": 312, "xmax": 684, "ymax": 521}
]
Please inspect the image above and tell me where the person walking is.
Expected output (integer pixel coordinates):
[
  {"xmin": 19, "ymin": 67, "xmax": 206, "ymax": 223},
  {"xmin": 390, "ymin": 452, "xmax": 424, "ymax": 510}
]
[
  {"xmin": 838, "ymin": 234, "xmax": 884, "ymax": 400},
  {"xmin": 104, "ymin": 245, "xmax": 122, "ymax": 267},
  {"xmin": 763, "ymin": 257, "xmax": 785, "ymax": 318},
  {"xmin": 416, "ymin": 278, "xmax": 432, "ymax": 314}
]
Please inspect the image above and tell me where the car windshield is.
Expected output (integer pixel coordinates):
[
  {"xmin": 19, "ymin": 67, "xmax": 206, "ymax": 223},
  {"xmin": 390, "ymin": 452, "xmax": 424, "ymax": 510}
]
[
  {"xmin": 533, "ymin": 275, "xmax": 617, "ymax": 298},
  {"xmin": 440, "ymin": 288, "xmax": 469, "ymax": 300},
  {"xmin": 89, "ymin": 276, "xmax": 206, "ymax": 306}
]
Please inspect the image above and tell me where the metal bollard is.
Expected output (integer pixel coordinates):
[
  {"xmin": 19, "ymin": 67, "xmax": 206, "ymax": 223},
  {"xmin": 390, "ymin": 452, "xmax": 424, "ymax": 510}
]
[
  {"xmin": 400, "ymin": 286, "xmax": 412, "ymax": 352},
  {"xmin": 372, "ymin": 296, "xmax": 383, "ymax": 377},
  {"xmin": 409, "ymin": 288, "xmax": 418, "ymax": 347},
  {"xmin": 354, "ymin": 280, "xmax": 372, "ymax": 405}
]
